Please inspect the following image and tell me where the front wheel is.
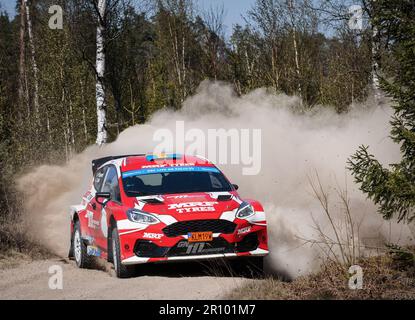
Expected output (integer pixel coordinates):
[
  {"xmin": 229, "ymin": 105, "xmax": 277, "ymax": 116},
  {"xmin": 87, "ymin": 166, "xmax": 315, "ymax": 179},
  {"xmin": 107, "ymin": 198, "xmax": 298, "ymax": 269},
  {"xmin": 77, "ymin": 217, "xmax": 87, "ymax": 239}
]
[{"xmin": 111, "ymin": 228, "xmax": 135, "ymax": 278}]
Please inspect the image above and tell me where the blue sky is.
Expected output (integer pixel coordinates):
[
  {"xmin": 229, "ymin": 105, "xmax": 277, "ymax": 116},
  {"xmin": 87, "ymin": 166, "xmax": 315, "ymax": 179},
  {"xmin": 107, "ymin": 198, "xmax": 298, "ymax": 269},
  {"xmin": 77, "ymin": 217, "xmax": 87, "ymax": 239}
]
[
  {"xmin": 0, "ymin": 0, "xmax": 255, "ymax": 34},
  {"xmin": 197, "ymin": 0, "xmax": 255, "ymax": 36},
  {"xmin": 0, "ymin": 0, "xmax": 15, "ymax": 17}
]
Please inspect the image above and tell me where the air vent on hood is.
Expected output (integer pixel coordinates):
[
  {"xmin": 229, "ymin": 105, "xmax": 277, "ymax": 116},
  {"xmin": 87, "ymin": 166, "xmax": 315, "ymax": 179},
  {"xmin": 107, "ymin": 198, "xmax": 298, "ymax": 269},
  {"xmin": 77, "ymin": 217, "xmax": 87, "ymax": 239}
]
[
  {"xmin": 140, "ymin": 198, "xmax": 164, "ymax": 204},
  {"xmin": 217, "ymin": 194, "xmax": 232, "ymax": 201}
]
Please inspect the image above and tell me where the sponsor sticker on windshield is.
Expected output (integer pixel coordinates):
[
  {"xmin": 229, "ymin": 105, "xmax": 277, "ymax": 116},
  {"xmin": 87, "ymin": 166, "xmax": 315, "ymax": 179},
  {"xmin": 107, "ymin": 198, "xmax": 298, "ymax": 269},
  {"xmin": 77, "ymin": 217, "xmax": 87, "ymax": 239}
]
[{"xmin": 122, "ymin": 166, "xmax": 219, "ymax": 177}]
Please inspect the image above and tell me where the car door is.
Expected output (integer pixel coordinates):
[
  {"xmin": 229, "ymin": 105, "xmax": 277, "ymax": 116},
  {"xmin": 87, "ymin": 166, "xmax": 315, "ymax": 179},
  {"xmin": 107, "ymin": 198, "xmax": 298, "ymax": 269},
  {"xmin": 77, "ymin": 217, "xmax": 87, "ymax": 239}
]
[
  {"xmin": 84, "ymin": 166, "xmax": 107, "ymax": 244},
  {"xmin": 94, "ymin": 165, "xmax": 122, "ymax": 250}
]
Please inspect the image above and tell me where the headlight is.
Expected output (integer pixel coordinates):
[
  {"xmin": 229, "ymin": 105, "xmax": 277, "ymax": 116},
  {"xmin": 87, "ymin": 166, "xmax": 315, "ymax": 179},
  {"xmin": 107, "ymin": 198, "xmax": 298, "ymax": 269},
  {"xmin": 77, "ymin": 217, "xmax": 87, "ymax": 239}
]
[
  {"xmin": 127, "ymin": 209, "xmax": 160, "ymax": 224},
  {"xmin": 236, "ymin": 202, "xmax": 255, "ymax": 219}
]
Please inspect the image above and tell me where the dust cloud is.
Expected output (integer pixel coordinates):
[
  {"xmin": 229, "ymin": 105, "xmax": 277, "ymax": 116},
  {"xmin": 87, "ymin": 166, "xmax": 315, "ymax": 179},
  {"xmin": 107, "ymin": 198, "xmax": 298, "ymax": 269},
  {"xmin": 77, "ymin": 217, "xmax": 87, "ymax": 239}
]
[{"xmin": 17, "ymin": 80, "xmax": 414, "ymax": 278}]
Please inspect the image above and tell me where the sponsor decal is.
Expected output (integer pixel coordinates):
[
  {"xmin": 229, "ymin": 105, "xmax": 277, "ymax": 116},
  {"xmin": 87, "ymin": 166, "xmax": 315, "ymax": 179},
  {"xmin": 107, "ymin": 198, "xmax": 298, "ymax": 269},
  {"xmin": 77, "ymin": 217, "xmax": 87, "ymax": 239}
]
[
  {"xmin": 85, "ymin": 211, "xmax": 100, "ymax": 229},
  {"xmin": 166, "ymin": 194, "xmax": 200, "ymax": 199},
  {"xmin": 237, "ymin": 226, "xmax": 251, "ymax": 235},
  {"xmin": 186, "ymin": 242, "xmax": 205, "ymax": 254},
  {"xmin": 82, "ymin": 235, "xmax": 94, "ymax": 244},
  {"xmin": 143, "ymin": 232, "xmax": 163, "ymax": 240},
  {"xmin": 168, "ymin": 201, "xmax": 218, "ymax": 213},
  {"xmin": 177, "ymin": 242, "xmax": 225, "ymax": 254},
  {"xmin": 84, "ymin": 191, "xmax": 94, "ymax": 202},
  {"xmin": 145, "ymin": 153, "xmax": 183, "ymax": 161},
  {"xmin": 87, "ymin": 246, "xmax": 101, "ymax": 257},
  {"xmin": 122, "ymin": 166, "xmax": 219, "ymax": 178},
  {"xmin": 177, "ymin": 242, "xmax": 189, "ymax": 248},
  {"xmin": 141, "ymin": 163, "xmax": 194, "ymax": 169}
]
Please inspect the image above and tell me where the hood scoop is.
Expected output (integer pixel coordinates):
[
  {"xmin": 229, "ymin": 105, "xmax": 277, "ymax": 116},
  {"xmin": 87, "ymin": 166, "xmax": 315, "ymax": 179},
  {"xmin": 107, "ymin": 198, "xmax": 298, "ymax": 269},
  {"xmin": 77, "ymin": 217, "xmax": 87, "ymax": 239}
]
[
  {"xmin": 137, "ymin": 196, "xmax": 164, "ymax": 204},
  {"xmin": 141, "ymin": 198, "xmax": 164, "ymax": 204},
  {"xmin": 217, "ymin": 194, "xmax": 233, "ymax": 201}
]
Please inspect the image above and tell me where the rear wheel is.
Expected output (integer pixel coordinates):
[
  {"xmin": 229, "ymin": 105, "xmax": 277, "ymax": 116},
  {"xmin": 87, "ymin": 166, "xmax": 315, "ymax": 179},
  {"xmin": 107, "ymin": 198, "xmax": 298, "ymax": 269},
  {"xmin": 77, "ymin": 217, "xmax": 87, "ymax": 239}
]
[
  {"xmin": 112, "ymin": 228, "xmax": 135, "ymax": 278},
  {"xmin": 73, "ymin": 221, "xmax": 93, "ymax": 268}
]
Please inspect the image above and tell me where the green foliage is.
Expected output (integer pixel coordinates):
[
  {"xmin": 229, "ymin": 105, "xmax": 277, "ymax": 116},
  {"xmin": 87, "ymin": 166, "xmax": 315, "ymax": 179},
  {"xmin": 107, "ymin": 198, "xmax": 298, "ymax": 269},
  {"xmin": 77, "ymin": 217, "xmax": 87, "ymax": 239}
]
[
  {"xmin": 0, "ymin": 0, "xmax": 376, "ymax": 222},
  {"xmin": 348, "ymin": 1, "xmax": 415, "ymax": 222}
]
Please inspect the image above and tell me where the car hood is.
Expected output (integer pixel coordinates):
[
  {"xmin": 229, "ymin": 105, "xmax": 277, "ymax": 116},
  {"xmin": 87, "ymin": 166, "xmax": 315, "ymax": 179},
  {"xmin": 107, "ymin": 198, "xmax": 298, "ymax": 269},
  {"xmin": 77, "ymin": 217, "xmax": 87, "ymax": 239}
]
[{"xmin": 133, "ymin": 191, "xmax": 242, "ymax": 221}]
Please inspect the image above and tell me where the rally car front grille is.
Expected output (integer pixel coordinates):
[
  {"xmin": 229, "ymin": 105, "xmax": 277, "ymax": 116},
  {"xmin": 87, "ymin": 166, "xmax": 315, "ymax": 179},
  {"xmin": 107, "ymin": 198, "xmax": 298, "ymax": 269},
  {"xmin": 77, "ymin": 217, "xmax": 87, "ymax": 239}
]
[{"xmin": 162, "ymin": 219, "xmax": 237, "ymax": 237}]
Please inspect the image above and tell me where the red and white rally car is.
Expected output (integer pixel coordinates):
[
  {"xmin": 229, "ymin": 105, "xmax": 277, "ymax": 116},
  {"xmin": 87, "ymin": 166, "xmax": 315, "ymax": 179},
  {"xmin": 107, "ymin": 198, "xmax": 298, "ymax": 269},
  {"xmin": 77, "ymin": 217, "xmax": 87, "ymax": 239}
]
[{"xmin": 69, "ymin": 153, "xmax": 268, "ymax": 278}]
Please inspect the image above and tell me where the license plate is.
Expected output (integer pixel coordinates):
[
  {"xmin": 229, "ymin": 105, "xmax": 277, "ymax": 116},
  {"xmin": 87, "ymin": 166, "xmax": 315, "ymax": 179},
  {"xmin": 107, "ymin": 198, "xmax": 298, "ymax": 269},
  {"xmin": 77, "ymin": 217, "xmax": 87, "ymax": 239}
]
[{"xmin": 188, "ymin": 232, "xmax": 213, "ymax": 242}]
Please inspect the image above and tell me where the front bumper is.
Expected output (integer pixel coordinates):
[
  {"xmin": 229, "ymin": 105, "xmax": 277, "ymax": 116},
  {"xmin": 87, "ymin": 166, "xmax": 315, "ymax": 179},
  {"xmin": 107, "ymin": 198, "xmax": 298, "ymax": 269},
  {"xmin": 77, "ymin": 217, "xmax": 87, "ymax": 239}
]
[
  {"xmin": 118, "ymin": 219, "xmax": 268, "ymax": 265},
  {"xmin": 122, "ymin": 248, "xmax": 269, "ymax": 265}
]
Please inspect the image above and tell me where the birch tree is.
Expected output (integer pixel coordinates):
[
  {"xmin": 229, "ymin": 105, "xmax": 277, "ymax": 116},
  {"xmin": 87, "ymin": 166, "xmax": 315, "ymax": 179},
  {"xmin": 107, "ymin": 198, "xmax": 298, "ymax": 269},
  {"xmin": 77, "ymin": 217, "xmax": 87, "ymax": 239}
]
[
  {"xmin": 94, "ymin": 0, "xmax": 108, "ymax": 146},
  {"xmin": 24, "ymin": 0, "xmax": 40, "ymax": 128},
  {"xmin": 249, "ymin": 0, "xmax": 284, "ymax": 91},
  {"xmin": 287, "ymin": 0, "xmax": 302, "ymax": 95},
  {"xmin": 18, "ymin": 0, "xmax": 29, "ymax": 119},
  {"xmin": 363, "ymin": 0, "xmax": 381, "ymax": 99}
]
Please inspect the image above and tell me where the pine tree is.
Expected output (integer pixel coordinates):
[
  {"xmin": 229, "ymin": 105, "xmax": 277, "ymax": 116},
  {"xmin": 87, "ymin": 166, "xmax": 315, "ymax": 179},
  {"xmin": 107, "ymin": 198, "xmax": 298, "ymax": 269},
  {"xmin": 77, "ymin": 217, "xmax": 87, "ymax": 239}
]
[{"xmin": 348, "ymin": 0, "xmax": 415, "ymax": 222}]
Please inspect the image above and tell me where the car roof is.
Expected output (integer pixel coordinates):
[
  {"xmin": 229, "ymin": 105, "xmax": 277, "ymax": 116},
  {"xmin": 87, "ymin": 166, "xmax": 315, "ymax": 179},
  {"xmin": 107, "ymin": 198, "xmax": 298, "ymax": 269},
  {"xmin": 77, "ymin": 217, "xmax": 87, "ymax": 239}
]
[{"xmin": 97, "ymin": 154, "xmax": 214, "ymax": 173}]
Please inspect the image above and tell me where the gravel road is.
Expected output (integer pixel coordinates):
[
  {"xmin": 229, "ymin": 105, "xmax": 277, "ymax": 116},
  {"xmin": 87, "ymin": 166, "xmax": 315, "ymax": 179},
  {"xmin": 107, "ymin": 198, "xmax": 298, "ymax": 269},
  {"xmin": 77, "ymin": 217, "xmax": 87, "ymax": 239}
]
[{"xmin": 0, "ymin": 258, "xmax": 251, "ymax": 300}]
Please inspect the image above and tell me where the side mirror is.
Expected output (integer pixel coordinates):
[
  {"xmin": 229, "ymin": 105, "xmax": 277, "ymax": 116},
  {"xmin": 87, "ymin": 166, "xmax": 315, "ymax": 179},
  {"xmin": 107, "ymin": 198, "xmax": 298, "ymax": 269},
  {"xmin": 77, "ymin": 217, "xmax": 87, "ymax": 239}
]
[
  {"xmin": 96, "ymin": 192, "xmax": 111, "ymax": 206},
  {"xmin": 232, "ymin": 184, "xmax": 239, "ymax": 190}
]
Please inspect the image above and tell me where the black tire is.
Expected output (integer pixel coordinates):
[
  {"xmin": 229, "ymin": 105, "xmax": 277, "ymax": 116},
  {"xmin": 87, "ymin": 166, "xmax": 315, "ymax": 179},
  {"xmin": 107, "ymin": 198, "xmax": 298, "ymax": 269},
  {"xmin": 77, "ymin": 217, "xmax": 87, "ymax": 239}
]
[
  {"xmin": 73, "ymin": 221, "xmax": 93, "ymax": 268},
  {"xmin": 68, "ymin": 234, "xmax": 74, "ymax": 258},
  {"xmin": 112, "ymin": 228, "xmax": 135, "ymax": 278}
]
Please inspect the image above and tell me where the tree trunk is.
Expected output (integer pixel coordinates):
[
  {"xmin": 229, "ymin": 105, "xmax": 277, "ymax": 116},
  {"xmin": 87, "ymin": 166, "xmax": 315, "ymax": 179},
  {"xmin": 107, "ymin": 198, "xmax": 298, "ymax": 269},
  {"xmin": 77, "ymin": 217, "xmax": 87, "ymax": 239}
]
[
  {"xmin": 371, "ymin": 25, "xmax": 381, "ymax": 100},
  {"xmin": 80, "ymin": 79, "xmax": 88, "ymax": 143},
  {"xmin": 18, "ymin": 0, "xmax": 28, "ymax": 120},
  {"xmin": 292, "ymin": 29, "xmax": 301, "ymax": 94},
  {"xmin": 288, "ymin": 0, "xmax": 301, "ymax": 96},
  {"xmin": 95, "ymin": 0, "xmax": 108, "ymax": 146},
  {"xmin": 24, "ymin": 0, "xmax": 40, "ymax": 127}
]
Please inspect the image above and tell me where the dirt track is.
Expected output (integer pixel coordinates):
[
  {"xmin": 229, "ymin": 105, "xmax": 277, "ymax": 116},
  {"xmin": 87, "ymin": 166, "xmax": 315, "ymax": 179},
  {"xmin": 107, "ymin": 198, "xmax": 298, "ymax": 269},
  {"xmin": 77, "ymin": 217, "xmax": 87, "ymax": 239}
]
[{"xmin": 0, "ymin": 258, "xmax": 250, "ymax": 300}]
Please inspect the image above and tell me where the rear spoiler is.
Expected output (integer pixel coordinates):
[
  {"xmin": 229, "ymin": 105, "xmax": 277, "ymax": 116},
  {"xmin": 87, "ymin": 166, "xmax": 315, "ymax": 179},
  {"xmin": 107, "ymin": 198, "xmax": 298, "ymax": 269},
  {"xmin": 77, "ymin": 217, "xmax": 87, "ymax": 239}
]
[{"xmin": 92, "ymin": 154, "xmax": 145, "ymax": 175}]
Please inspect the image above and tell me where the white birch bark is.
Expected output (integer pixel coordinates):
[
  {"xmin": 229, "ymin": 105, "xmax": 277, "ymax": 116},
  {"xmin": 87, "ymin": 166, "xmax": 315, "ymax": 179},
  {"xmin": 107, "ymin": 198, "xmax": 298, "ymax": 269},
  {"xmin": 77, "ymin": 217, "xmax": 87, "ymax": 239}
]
[
  {"xmin": 95, "ymin": 0, "xmax": 108, "ymax": 146},
  {"xmin": 24, "ymin": 0, "xmax": 40, "ymax": 127},
  {"xmin": 372, "ymin": 25, "xmax": 381, "ymax": 100},
  {"xmin": 288, "ymin": 0, "xmax": 301, "ymax": 95},
  {"xmin": 18, "ymin": 0, "xmax": 27, "ymax": 119},
  {"xmin": 292, "ymin": 30, "xmax": 301, "ymax": 93}
]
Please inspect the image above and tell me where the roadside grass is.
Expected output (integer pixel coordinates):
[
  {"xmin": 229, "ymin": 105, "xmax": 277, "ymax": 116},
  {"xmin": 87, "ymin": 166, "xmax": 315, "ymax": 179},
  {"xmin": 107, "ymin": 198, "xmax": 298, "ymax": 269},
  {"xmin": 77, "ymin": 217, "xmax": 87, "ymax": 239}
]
[
  {"xmin": 226, "ymin": 252, "xmax": 415, "ymax": 300},
  {"xmin": 226, "ymin": 173, "xmax": 415, "ymax": 300},
  {"xmin": 0, "ymin": 217, "xmax": 52, "ymax": 269}
]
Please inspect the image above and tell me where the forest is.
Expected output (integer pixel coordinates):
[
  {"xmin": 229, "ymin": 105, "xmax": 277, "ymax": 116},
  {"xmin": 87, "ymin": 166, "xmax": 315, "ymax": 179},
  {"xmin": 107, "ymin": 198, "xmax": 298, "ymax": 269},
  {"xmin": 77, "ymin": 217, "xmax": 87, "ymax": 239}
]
[
  {"xmin": 0, "ymin": 0, "xmax": 412, "ymax": 242},
  {"xmin": 0, "ymin": 0, "xmax": 414, "ymax": 299},
  {"xmin": 0, "ymin": 0, "xmax": 377, "ymax": 218}
]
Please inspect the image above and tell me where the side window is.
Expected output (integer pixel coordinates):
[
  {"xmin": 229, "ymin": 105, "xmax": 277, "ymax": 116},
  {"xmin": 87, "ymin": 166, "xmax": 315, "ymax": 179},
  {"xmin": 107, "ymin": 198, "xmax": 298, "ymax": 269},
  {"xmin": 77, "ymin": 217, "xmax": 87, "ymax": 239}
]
[
  {"xmin": 94, "ymin": 167, "xmax": 107, "ymax": 192},
  {"xmin": 210, "ymin": 173, "xmax": 222, "ymax": 189},
  {"xmin": 101, "ymin": 166, "xmax": 121, "ymax": 202}
]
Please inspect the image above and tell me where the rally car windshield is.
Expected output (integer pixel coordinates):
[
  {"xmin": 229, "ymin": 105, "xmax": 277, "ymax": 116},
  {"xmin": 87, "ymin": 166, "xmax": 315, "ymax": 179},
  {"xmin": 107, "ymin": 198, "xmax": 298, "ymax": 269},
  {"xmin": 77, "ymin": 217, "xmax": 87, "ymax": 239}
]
[{"xmin": 122, "ymin": 167, "xmax": 233, "ymax": 196}]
